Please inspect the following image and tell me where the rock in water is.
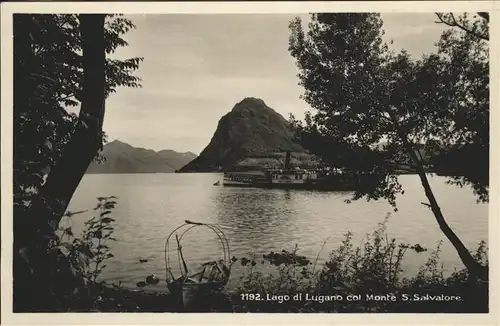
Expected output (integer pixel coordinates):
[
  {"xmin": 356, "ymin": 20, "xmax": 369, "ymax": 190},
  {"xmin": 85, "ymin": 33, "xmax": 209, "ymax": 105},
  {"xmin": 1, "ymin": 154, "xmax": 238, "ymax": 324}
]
[{"xmin": 146, "ymin": 274, "xmax": 159, "ymax": 285}]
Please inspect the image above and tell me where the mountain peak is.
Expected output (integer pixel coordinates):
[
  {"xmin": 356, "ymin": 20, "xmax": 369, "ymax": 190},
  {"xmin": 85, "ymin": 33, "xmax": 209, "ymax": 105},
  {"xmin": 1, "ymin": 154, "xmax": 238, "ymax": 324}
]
[
  {"xmin": 107, "ymin": 139, "xmax": 132, "ymax": 147},
  {"xmin": 86, "ymin": 140, "xmax": 197, "ymax": 174},
  {"xmin": 232, "ymin": 97, "xmax": 268, "ymax": 111},
  {"xmin": 178, "ymin": 98, "xmax": 305, "ymax": 172}
]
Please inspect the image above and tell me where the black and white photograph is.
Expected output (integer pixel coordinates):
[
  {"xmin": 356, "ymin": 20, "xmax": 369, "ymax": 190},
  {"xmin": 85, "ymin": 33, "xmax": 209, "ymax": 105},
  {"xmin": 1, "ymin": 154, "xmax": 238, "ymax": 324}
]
[{"xmin": 1, "ymin": 1, "xmax": 498, "ymax": 324}]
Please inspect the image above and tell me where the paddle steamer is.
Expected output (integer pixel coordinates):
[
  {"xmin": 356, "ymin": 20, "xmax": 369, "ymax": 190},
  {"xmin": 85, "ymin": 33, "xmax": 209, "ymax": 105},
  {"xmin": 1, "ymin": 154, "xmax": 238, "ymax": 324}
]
[{"xmin": 221, "ymin": 152, "xmax": 345, "ymax": 190}]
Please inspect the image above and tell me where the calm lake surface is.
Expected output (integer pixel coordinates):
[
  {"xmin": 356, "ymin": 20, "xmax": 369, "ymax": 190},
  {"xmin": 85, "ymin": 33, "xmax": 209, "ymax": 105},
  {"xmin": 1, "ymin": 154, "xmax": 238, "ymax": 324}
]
[{"xmin": 67, "ymin": 173, "xmax": 488, "ymax": 291}]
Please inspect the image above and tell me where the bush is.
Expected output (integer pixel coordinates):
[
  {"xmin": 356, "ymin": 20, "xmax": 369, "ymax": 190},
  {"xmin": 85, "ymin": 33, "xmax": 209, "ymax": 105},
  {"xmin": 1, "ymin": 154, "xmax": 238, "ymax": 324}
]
[
  {"xmin": 230, "ymin": 247, "xmax": 315, "ymax": 312},
  {"xmin": 41, "ymin": 196, "xmax": 119, "ymax": 311},
  {"xmin": 398, "ymin": 240, "xmax": 489, "ymax": 313},
  {"xmin": 230, "ymin": 216, "xmax": 488, "ymax": 313}
]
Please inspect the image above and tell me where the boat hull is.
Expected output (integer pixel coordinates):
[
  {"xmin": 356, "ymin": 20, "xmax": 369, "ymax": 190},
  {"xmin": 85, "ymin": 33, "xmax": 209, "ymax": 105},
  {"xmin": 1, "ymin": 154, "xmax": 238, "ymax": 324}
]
[
  {"xmin": 221, "ymin": 168, "xmax": 363, "ymax": 191},
  {"xmin": 222, "ymin": 180, "xmax": 256, "ymax": 187},
  {"xmin": 222, "ymin": 179, "xmax": 354, "ymax": 191}
]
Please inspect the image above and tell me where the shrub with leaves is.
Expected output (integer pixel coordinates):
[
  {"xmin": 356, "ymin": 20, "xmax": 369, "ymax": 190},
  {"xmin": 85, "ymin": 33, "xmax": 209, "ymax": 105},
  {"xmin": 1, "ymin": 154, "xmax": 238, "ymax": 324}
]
[
  {"xmin": 318, "ymin": 217, "xmax": 425, "ymax": 290},
  {"xmin": 230, "ymin": 216, "xmax": 487, "ymax": 313},
  {"xmin": 79, "ymin": 196, "xmax": 118, "ymax": 283},
  {"xmin": 397, "ymin": 240, "xmax": 489, "ymax": 313},
  {"xmin": 230, "ymin": 246, "xmax": 316, "ymax": 312},
  {"xmin": 43, "ymin": 196, "xmax": 118, "ymax": 310}
]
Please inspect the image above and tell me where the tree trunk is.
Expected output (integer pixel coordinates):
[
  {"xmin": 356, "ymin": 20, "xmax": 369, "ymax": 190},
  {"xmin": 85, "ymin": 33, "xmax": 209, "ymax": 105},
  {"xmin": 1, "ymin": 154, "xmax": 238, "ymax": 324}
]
[
  {"xmin": 39, "ymin": 13, "xmax": 106, "ymax": 226},
  {"xmin": 13, "ymin": 14, "xmax": 107, "ymax": 310},
  {"xmin": 403, "ymin": 141, "xmax": 488, "ymax": 282}
]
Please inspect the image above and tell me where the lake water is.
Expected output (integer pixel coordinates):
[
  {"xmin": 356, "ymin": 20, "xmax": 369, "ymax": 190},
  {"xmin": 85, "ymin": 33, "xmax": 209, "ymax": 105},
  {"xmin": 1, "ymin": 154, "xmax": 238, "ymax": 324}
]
[{"xmin": 66, "ymin": 173, "xmax": 488, "ymax": 291}]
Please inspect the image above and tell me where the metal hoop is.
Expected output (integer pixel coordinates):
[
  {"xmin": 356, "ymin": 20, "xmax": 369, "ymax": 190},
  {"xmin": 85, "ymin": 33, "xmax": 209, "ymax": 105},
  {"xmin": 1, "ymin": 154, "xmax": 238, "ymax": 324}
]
[{"xmin": 164, "ymin": 221, "xmax": 230, "ymax": 283}]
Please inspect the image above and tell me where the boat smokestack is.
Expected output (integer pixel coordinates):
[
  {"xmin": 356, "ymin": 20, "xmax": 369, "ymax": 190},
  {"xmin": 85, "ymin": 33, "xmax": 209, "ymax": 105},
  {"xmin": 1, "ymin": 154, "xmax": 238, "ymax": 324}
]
[{"xmin": 284, "ymin": 151, "xmax": 291, "ymax": 170}]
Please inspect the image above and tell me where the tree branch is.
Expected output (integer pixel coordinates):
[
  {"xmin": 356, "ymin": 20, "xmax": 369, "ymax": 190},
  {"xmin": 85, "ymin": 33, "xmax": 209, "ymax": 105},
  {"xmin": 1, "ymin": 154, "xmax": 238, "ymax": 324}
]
[
  {"xmin": 421, "ymin": 202, "xmax": 432, "ymax": 208},
  {"xmin": 386, "ymin": 164, "xmax": 416, "ymax": 173},
  {"xmin": 57, "ymin": 93, "xmax": 77, "ymax": 103},
  {"xmin": 435, "ymin": 13, "xmax": 489, "ymax": 41}
]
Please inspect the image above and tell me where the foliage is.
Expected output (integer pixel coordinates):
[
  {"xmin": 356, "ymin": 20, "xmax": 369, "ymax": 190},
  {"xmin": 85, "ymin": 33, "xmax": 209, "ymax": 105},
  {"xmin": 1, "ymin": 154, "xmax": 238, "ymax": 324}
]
[
  {"xmin": 34, "ymin": 197, "xmax": 118, "ymax": 310},
  {"xmin": 399, "ymin": 240, "xmax": 489, "ymax": 313},
  {"xmin": 13, "ymin": 14, "xmax": 142, "ymax": 310},
  {"xmin": 288, "ymin": 12, "xmax": 489, "ymax": 205},
  {"xmin": 435, "ymin": 12, "xmax": 489, "ymax": 40},
  {"xmin": 288, "ymin": 13, "xmax": 408, "ymax": 207},
  {"xmin": 23, "ymin": 196, "xmax": 188, "ymax": 312},
  {"xmin": 231, "ymin": 217, "xmax": 488, "ymax": 313},
  {"xmin": 79, "ymin": 196, "xmax": 118, "ymax": 283},
  {"xmin": 13, "ymin": 14, "xmax": 142, "ymax": 202},
  {"xmin": 427, "ymin": 13, "xmax": 489, "ymax": 202},
  {"xmin": 317, "ymin": 216, "xmax": 426, "ymax": 294},
  {"xmin": 287, "ymin": 12, "xmax": 488, "ymax": 280},
  {"xmin": 231, "ymin": 247, "xmax": 315, "ymax": 312}
]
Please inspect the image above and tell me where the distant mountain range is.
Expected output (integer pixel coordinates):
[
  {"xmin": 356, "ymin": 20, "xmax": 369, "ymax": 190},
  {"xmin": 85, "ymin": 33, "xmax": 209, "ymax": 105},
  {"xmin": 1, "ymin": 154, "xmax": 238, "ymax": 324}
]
[
  {"xmin": 86, "ymin": 140, "xmax": 197, "ymax": 174},
  {"xmin": 178, "ymin": 97, "xmax": 316, "ymax": 172}
]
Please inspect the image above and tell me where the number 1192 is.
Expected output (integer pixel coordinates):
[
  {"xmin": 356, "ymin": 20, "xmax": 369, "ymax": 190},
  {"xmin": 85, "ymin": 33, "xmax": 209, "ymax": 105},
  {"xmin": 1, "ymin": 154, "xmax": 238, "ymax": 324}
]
[{"xmin": 240, "ymin": 293, "xmax": 262, "ymax": 301}]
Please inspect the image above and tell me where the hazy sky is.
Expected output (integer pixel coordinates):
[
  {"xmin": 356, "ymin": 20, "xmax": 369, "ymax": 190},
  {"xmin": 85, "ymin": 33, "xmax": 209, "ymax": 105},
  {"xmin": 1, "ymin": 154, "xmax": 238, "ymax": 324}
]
[{"xmin": 104, "ymin": 13, "xmax": 447, "ymax": 154}]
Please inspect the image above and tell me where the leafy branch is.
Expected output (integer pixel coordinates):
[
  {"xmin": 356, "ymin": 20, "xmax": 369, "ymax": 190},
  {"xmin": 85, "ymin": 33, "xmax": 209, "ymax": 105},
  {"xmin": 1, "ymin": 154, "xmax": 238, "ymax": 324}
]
[{"xmin": 435, "ymin": 12, "xmax": 489, "ymax": 40}]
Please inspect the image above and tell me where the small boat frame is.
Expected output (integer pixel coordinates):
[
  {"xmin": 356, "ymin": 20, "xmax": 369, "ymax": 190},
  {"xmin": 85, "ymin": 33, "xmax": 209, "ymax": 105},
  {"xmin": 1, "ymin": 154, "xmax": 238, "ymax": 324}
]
[{"xmin": 164, "ymin": 220, "xmax": 231, "ymax": 308}]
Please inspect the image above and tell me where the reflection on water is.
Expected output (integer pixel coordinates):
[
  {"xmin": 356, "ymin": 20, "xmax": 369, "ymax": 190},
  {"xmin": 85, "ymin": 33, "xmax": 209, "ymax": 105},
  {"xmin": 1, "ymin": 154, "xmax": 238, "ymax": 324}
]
[
  {"xmin": 67, "ymin": 173, "xmax": 488, "ymax": 291},
  {"xmin": 215, "ymin": 188, "xmax": 298, "ymax": 255}
]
